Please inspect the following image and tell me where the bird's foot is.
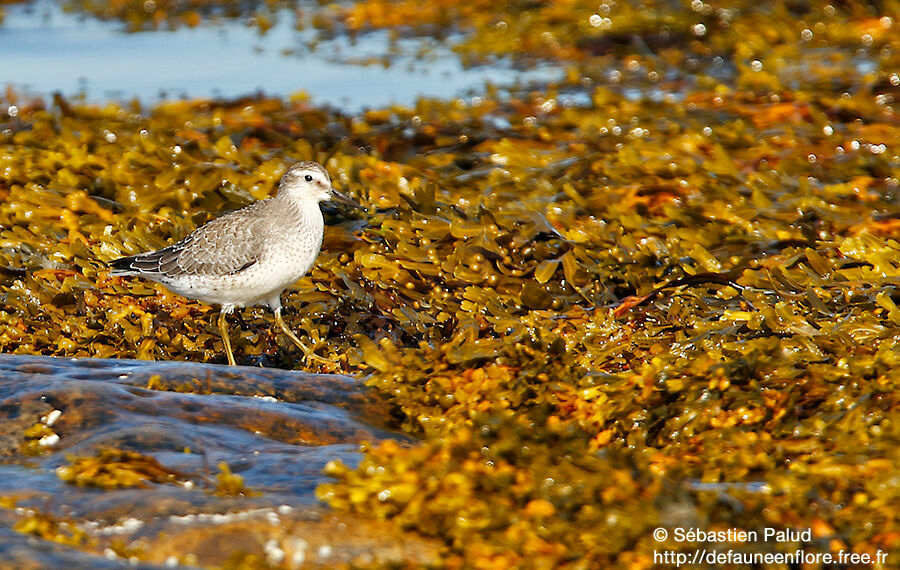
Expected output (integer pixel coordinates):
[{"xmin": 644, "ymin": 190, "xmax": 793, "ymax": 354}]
[
  {"xmin": 295, "ymin": 339, "xmax": 337, "ymax": 365},
  {"xmin": 273, "ymin": 310, "xmax": 336, "ymax": 365}
]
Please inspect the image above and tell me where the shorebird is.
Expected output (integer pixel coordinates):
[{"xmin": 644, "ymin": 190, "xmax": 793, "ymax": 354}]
[{"xmin": 109, "ymin": 161, "xmax": 358, "ymax": 366}]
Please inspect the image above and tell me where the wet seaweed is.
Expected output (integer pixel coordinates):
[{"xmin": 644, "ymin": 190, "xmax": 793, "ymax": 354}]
[
  {"xmin": 1, "ymin": 0, "xmax": 900, "ymax": 567},
  {"xmin": 57, "ymin": 447, "xmax": 190, "ymax": 489}
]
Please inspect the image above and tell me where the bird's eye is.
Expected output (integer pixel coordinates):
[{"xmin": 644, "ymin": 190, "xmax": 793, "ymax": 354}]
[{"xmin": 304, "ymin": 174, "xmax": 313, "ymax": 182}]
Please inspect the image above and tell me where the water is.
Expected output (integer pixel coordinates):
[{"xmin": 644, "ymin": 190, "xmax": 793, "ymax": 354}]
[
  {"xmin": 0, "ymin": 354, "xmax": 426, "ymax": 567},
  {"xmin": 0, "ymin": 1, "xmax": 559, "ymax": 109}
]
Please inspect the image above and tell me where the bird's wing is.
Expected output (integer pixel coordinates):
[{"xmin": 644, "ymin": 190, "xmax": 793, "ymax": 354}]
[{"xmin": 111, "ymin": 201, "xmax": 270, "ymax": 277}]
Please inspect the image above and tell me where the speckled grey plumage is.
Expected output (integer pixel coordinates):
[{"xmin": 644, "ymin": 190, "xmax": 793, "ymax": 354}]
[
  {"xmin": 109, "ymin": 161, "xmax": 358, "ymax": 365},
  {"xmin": 111, "ymin": 192, "xmax": 324, "ymax": 310}
]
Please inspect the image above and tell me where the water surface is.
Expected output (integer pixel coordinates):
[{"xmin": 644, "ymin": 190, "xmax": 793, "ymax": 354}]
[
  {"xmin": 0, "ymin": 1, "xmax": 558, "ymax": 109},
  {"xmin": 0, "ymin": 354, "xmax": 432, "ymax": 567}
]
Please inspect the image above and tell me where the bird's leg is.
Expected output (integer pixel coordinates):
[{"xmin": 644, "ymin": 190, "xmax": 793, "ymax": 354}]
[
  {"xmin": 273, "ymin": 307, "xmax": 334, "ymax": 364},
  {"xmin": 217, "ymin": 307, "xmax": 237, "ymax": 366}
]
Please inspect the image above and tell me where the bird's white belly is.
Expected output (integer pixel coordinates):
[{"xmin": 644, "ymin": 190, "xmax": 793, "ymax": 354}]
[{"xmin": 160, "ymin": 244, "xmax": 319, "ymax": 308}]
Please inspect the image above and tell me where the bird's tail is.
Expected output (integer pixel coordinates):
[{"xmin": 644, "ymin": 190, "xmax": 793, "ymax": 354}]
[
  {"xmin": 108, "ymin": 255, "xmax": 138, "ymax": 275},
  {"xmin": 108, "ymin": 254, "xmax": 154, "ymax": 276}
]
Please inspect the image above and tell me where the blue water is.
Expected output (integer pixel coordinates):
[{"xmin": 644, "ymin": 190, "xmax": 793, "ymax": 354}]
[
  {"xmin": 0, "ymin": 1, "xmax": 558, "ymax": 109},
  {"xmin": 0, "ymin": 353, "xmax": 412, "ymax": 567}
]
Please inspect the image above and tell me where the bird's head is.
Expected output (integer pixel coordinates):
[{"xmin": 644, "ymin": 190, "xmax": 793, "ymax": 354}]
[{"xmin": 277, "ymin": 161, "xmax": 358, "ymax": 207}]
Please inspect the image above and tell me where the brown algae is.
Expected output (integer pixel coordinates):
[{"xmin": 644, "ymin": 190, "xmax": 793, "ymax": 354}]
[
  {"xmin": 56, "ymin": 447, "xmax": 190, "ymax": 489},
  {"xmin": 1, "ymin": 0, "xmax": 900, "ymax": 567}
]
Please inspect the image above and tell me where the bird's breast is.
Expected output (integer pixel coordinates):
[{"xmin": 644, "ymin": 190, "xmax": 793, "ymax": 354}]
[{"xmin": 259, "ymin": 211, "xmax": 325, "ymax": 282}]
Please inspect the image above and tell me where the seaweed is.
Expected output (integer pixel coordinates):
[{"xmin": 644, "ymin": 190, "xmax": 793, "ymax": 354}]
[{"xmin": 2, "ymin": 0, "xmax": 900, "ymax": 566}]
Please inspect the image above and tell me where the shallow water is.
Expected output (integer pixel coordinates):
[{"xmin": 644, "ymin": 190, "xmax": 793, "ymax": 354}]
[
  {"xmin": 0, "ymin": 354, "xmax": 428, "ymax": 567},
  {"xmin": 0, "ymin": 0, "xmax": 558, "ymax": 109}
]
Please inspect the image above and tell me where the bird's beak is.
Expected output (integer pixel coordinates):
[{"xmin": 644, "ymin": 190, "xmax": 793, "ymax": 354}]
[{"xmin": 329, "ymin": 187, "xmax": 362, "ymax": 208}]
